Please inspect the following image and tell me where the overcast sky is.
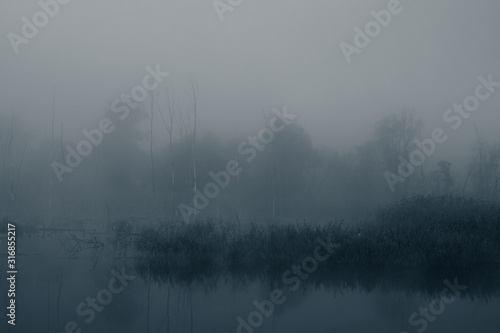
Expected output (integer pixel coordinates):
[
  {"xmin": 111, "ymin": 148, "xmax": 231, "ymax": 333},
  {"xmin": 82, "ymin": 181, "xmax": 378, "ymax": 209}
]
[{"xmin": 1, "ymin": 0, "xmax": 499, "ymax": 159}]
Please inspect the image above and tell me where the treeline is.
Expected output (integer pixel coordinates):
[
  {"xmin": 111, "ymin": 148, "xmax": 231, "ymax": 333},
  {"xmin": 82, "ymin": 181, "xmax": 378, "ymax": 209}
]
[{"xmin": 1, "ymin": 94, "xmax": 499, "ymax": 225}]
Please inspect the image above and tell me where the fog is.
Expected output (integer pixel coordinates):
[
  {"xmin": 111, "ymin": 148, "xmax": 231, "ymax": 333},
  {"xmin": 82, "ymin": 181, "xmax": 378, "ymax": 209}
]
[
  {"xmin": 2, "ymin": 0, "xmax": 499, "ymax": 146},
  {"xmin": 1, "ymin": 1, "xmax": 500, "ymax": 218},
  {"xmin": 3, "ymin": 1, "xmax": 500, "ymax": 333},
  {"xmin": 2, "ymin": 0, "xmax": 500, "ymax": 223}
]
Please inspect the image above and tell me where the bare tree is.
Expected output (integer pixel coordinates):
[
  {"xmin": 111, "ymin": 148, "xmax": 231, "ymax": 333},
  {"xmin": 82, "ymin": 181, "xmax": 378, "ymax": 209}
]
[
  {"xmin": 140, "ymin": 91, "xmax": 158, "ymax": 218},
  {"xmin": 188, "ymin": 78, "xmax": 199, "ymax": 197},
  {"xmin": 149, "ymin": 93, "xmax": 156, "ymax": 194},
  {"xmin": 50, "ymin": 86, "xmax": 56, "ymax": 221},
  {"xmin": 263, "ymin": 110, "xmax": 282, "ymax": 220},
  {"xmin": 60, "ymin": 121, "xmax": 65, "ymax": 223},
  {"xmin": 158, "ymin": 83, "xmax": 177, "ymax": 221},
  {"xmin": 188, "ymin": 78, "xmax": 199, "ymax": 222}
]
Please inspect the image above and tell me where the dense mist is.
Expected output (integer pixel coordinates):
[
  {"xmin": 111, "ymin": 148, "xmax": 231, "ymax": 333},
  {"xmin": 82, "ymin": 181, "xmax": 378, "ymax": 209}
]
[{"xmin": 1, "ymin": 1, "xmax": 500, "ymax": 333}]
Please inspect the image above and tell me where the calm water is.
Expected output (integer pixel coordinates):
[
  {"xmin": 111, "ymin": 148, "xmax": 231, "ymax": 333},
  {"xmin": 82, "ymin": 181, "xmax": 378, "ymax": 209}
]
[{"xmin": 2, "ymin": 231, "xmax": 499, "ymax": 333}]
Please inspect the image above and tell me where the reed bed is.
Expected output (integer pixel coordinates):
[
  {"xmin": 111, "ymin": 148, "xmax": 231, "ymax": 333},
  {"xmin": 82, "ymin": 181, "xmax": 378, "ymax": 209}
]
[{"xmin": 135, "ymin": 195, "xmax": 500, "ymax": 279}]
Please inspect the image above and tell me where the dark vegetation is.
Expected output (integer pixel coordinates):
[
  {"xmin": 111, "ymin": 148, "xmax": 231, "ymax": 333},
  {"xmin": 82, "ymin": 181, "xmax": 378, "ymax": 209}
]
[
  {"xmin": 9, "ymin": 194, "xmax": 499, "ymax": 298},
  {"xmin": 135, "ymin": 195, "xmax": 500, "ymax": 293}
]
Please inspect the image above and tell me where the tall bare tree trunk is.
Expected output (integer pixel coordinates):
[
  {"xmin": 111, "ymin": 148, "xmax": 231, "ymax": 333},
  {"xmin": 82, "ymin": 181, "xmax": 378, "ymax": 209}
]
[
  {"xmin": 189, "ymin": 78, "xmax": 199, "ymax": 223},
  {"xmin": 60, "ymin": 121, "xmax": 65, "ymax": 224},
  {"xmin": 147, "ymin": 93, "xmax": 156, "ymax": 195},
  {"xmin": 158, "ymin": 83, "xmax": 176, "ymax": 222},
  {"xmin": 50, "ymin": 86, "xmax": 56, "ymax": 224},
  {"xmin": 91, "ymin": 145, "xmax": 100, "ymax": 223}
]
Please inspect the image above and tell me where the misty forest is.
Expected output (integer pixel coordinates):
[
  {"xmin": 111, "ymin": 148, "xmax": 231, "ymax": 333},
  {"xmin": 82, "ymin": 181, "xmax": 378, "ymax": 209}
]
[
  {"xmin": 1, "ymin": 1, "xmax": 500, "ymax": 333},
  {"xmin": 2, "ymin": 96, "xmax": 500, "ymax": 222}
]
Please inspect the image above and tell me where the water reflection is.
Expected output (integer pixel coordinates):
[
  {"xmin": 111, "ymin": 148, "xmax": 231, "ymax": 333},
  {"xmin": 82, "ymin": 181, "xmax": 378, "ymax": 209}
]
[
  {"xmin": 3, "ymin": 230, "xmax": 500, "ymax": 333},
  {"xmin": 137, "ymin": 256, "xmax": 500, "ymax": 302}
]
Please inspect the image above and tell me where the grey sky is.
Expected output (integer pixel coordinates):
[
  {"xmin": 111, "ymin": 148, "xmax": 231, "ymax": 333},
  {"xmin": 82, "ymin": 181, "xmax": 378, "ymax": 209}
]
[{"xmin": 1, "ymin": 0, "xmax": 499, "ymax": 158}]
